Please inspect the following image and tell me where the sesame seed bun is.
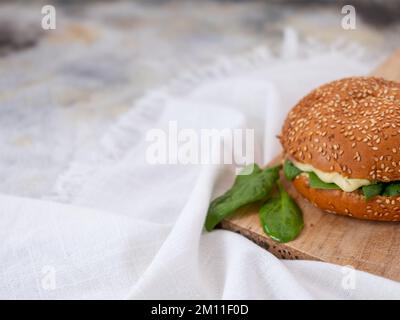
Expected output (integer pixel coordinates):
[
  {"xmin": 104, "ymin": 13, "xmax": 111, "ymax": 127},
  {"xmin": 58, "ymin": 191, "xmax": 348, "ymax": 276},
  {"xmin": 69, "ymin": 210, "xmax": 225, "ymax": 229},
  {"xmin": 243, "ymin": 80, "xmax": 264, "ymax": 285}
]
[
  {"xmin": 291, "ymin": 174, "xmax": 400, "ymax": 221},
  {"xmin": 280, "ymin": 77, "xmax": 400, "ymax": 182}
]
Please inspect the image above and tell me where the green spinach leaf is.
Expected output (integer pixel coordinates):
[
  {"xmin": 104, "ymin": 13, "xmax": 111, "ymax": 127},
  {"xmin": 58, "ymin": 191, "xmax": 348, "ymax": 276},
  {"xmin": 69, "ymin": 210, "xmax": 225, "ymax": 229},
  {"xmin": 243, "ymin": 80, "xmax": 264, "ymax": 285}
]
[
  {"xmin": 205, "ymin": 164, "xmax": 280, "ymax": 231},
  {"xmin": 283, "ymin": 160, "xmax": 302, "ymax": 181},
  {"xmin": 383, "ymin": 182, "xmax": 400, "ymax": 196},
  {"xmin": 308, "ymin": 172, "xmax": 340, "ymax": 190},
  {"xmin": 259, "ymin": 183, "xmax": 304, "ymax": 243},
  {"xmin": 362, "ymin": 184, "xmax": 384, "ymax": 199}
]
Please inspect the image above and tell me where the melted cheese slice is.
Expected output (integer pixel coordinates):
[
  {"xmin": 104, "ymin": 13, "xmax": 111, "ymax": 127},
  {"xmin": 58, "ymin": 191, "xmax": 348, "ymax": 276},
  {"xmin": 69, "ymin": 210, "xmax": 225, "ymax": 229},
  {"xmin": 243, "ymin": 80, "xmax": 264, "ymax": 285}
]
[{"xmin": 291, "ymin": 159, "xmax": 371, "ymax": 192}]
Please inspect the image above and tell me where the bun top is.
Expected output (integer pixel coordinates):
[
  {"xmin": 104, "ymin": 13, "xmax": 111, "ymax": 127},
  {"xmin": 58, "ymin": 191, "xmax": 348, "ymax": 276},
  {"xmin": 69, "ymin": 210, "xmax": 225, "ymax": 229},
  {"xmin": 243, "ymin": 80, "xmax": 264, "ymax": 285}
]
[{"xmin": 280, "ymin": 77, "xmax": 400, "ymax": 181}]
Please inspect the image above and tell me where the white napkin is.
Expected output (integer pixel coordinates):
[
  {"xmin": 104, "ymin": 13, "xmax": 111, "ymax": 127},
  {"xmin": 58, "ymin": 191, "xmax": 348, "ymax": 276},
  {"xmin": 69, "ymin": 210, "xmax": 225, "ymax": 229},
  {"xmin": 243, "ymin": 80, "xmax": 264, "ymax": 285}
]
[{"xmin": 2, "ymin": 37, "xmax": 400, "ymax": 299}]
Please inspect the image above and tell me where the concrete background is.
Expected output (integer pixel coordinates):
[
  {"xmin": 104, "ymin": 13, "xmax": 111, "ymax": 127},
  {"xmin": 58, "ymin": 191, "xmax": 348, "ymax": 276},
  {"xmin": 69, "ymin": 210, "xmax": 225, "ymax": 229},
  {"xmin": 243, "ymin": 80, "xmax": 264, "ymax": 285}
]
[{"xmin": 0, "ymin": 0, "xmax": 398, "ymax": 197}]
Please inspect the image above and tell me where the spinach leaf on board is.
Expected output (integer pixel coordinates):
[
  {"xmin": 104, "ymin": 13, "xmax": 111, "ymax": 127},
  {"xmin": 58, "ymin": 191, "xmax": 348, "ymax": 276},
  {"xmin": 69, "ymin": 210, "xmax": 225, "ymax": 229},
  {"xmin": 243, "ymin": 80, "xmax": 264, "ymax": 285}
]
[
  {"xmin": 205, "ymin": 164, "xmax": 280, "ymax": 231},
  {"xmin": 283, "ymin": 160, "xmax": 302, "ymax": 181},
  {"xmin": 259, "ymin": 183, "xmax": 304, "ymax": 243},
  {"xmin": 362, "ymin": 184, "xmax": 384, "ymax": 200},
  {"xmin": 308, "ymin": 172, "xmax": 340, "ymax": 190},
  {"xmin": 382, "ymin": 182, "xmax": 400, "ymax": 196}
]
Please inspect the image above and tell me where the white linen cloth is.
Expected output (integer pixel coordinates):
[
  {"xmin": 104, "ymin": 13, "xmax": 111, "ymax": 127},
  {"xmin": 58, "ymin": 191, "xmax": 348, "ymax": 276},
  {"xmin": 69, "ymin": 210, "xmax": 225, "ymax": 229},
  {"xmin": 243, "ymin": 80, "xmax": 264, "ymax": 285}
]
[{"xmin": 1, "ymin": 37, "xmax": 400, "ymax": 299}]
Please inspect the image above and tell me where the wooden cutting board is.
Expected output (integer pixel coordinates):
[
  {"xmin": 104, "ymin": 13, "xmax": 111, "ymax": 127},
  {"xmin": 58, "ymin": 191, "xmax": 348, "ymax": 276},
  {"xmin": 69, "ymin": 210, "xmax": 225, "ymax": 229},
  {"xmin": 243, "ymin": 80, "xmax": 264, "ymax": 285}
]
[{"xmin": 220, "ymin": 49, "xmax": 400, "ymax": 281}]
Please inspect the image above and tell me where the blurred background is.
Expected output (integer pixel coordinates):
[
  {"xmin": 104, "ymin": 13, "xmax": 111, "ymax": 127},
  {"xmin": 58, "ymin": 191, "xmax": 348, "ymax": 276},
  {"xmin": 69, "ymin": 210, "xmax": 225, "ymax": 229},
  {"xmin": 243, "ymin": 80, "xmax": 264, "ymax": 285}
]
[{"xmin": 0, "ymin": 0, "xmax": 399, "ymax": 198}]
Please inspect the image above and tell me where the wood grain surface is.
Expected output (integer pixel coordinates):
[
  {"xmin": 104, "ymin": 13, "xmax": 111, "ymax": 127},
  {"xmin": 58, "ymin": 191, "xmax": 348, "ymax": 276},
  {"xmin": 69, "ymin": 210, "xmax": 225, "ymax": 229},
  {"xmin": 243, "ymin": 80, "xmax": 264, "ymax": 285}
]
[{"xmin": 220, "ymin": 49, "xmax": 400, "ymax": 281}]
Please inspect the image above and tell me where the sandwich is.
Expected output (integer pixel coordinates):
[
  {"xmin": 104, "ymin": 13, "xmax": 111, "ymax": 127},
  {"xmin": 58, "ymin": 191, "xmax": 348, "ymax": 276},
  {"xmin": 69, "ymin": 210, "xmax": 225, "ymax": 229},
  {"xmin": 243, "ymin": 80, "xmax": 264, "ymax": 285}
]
[{"xmin": 280, "ymin": 76, "xmax": 400, "ymax": 221}]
